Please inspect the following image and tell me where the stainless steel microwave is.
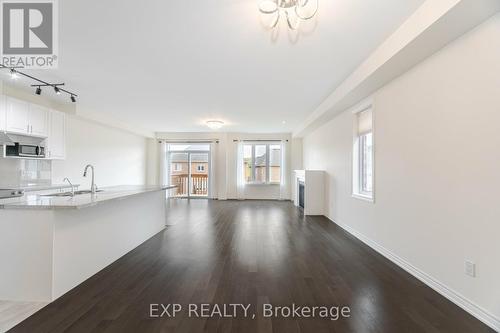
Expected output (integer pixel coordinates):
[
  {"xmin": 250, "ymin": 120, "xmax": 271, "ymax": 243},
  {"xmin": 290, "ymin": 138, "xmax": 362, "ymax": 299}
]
[{"xmin": 5, "ymin": 143, "xmax": 46, "ymax": 158}]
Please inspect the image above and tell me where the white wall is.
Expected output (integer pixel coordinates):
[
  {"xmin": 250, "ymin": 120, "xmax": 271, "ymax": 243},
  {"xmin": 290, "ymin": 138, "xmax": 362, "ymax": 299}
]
[
  {"xmin": 302, "ymin": 13, "xmax": 500, "ymax": 328},
  {"xmin": 156, "ymin": 132, "xmax": 295, "ymax": 200},
  {"xmin": 52, "ymin": 116, "xmax": 148, "ymax": 188},
  {"xmin": 146, "ymin": 138, "xmax": 160, "ymax": 186}
]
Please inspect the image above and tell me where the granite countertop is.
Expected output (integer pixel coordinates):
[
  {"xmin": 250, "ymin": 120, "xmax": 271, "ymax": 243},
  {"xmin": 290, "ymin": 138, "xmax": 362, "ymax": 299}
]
[
  {"xmin": 17, "ymin": 184, "xmax": 81, "ymax": 192},
  {"xmin": 0, "ymin": 185, "xmax": 177, "ymax": 210}
]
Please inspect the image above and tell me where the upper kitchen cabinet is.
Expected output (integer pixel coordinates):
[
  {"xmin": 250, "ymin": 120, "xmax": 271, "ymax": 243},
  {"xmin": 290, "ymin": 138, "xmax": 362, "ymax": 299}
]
[
  {"xmin": 29, "ymin": 104, "xmax": 49, "ymax": 137},
  {"xmin": 5, "ymin": 96, "xmax": 49, "ymax": 137},
  {"xmin": 47, "ymin": 110, "xmax": 66, "ymax": 160},
  {"xmin": 5, "ymin": 97, "xmax": 30, "ymax": 135}
]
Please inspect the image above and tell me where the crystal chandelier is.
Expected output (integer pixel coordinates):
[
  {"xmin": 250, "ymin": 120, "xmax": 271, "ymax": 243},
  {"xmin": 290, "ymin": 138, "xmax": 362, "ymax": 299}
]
[{"xmin": 259, "ymin": 0, "xmax": 319, "ymax": 30}]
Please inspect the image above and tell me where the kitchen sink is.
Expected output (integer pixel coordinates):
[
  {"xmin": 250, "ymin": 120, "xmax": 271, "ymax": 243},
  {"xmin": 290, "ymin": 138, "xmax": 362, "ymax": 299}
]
[
  {"xmin": 40, "ymin": 192, "xmax": 74, "ymax": 197},
  {"xmin": 41, "ymin": 190, "xmax": 103, "ymax": 197},
  {"xmin": 74, "ymin": 190, "xmax": 103, "ymax": 195}
]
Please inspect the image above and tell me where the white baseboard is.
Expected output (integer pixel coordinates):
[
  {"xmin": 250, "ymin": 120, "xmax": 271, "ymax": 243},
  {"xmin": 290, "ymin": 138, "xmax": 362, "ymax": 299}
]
[{"xmin": 329, "ymin": 218, "xmax": 500, "ymax": 332}]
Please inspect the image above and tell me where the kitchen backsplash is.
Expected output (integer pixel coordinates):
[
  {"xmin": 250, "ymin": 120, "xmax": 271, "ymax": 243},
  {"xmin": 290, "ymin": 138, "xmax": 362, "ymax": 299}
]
[{"xmin": 0, "ymin": 158, "xmax": 52, "ymax": 188}]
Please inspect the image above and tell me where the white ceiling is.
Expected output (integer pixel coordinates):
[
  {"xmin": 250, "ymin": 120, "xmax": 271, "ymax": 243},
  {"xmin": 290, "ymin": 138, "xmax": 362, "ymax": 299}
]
[{"xmin": 15, "ymin": 0, "xmax": 424, "ymax": 134}]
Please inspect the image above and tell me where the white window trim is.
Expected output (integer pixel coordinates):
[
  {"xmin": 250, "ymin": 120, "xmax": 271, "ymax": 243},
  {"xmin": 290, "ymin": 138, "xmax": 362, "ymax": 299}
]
[{"xmin": 351, "ymin": 100, "xmax": 375, "ymax": 203}]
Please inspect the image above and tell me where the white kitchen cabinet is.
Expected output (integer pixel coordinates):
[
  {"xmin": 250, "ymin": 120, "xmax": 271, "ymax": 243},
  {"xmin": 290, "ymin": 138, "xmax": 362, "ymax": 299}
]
[
  {"xmin": 29, "ymin": 104, "xmax": 49, "ymax": 137},
  {"xmin": 4, "ymin": 97, "xmax": 49, "ymax": 137},
  {"xmin": 47, "ymin": 110, "xmax": 66, "ymax": 159},
  {"xmin": 5, "ymin": 97, "xmax": 30, "ymax": 134},
  {"xmin": 0, "ymin": 95, "xmax": 5, "ymax": 131}
]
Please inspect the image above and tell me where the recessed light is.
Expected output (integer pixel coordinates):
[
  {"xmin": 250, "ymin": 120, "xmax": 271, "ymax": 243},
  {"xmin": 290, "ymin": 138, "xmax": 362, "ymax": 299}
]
[
  {"xmin": 206, "ymin": 120, "xmax": 224, "ymax": 130},
  {"xmin": 282, "ymin": 120, "xmax": 286, "ymax": 124}
]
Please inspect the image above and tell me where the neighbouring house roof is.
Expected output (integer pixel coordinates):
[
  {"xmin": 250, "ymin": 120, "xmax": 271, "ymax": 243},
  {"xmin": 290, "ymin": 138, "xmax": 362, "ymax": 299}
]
[
  {"xmin": 170, "ymin": 153, "xmax": 208, "ymax": 163},
  {"xmin": 252, "ymin": 148, "xmax": 281, "ymax": 166}
]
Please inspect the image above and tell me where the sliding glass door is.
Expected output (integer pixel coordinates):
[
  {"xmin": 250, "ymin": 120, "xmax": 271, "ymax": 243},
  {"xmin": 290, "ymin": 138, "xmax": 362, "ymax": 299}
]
[
  {"xmin": 189, "ymin": 153, "xmax": 209, "ymax": 197},
  {"xmin": 169, "ymin": 152, "xmax": 189, "ymax": 198},
  {"xmin": 168, "ymin": 145, "xmax": 210, "ymax": 198}
]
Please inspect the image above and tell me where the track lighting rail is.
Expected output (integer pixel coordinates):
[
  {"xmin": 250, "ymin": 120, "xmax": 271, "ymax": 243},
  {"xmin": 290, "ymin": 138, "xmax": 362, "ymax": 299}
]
[{"xmin": 0, "ymin": 64, "xmax": 78, "ymax": 102}]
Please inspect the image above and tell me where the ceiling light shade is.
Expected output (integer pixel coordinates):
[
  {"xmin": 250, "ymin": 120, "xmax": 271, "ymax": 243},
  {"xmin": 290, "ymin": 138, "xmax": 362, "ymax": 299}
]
[
  {"xmin": 259, "ymin": 0, "xmax": 318, "ymax": 30},
  {"xmin": 54, "ymin": 86, "xmax": 61, "ymax": 95},
  {"xmin": 206, "ymin": 120, "xmax": 224, "ymax": 130},
  {"xmin": 35, "ymin": 87, "xmax": 42, "ymax": 95},
  {"xmin": 70, "ymin": 95, "xmax": 76, "ymax": 103},
  {"xmin": 259, "ymin": 0, "xmax": 278, "ymax": 14}
]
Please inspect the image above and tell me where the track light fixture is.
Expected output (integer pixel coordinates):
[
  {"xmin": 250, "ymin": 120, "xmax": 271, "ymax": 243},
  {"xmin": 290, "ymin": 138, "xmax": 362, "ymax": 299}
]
[
  {"xmin": 1, "ymin": 64, "xmax": 78, "ymax": 102},
  {"xmin": 10, "ymin": 69, "xmax": 18, "ymax": 79}
]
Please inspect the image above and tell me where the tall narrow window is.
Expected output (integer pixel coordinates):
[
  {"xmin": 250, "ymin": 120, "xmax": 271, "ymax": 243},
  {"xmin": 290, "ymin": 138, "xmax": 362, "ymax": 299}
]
[
  {"xmin": 269, "ymin": 144, "xmax": 281, "ymax": 183},
  {"xmin": 243, "ymin": 145, "xmax": 253, "ymax": 183},
  {"xmin": 353, "ymin": 107, "xmax": 374, "ymax": 201},
  {"xmin": 254, "ymin": 145, "xmax": 267, "ymax": 183}
]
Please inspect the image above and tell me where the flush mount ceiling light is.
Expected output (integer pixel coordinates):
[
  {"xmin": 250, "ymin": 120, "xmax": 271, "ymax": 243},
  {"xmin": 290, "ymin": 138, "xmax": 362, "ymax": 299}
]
[
  {"xmin": 206, "ymin": 120, "xmax": 224, "ymax": 130},
  {"xmin": 259, "ymin": 0, "xmax": 318, "ymax": 30}
]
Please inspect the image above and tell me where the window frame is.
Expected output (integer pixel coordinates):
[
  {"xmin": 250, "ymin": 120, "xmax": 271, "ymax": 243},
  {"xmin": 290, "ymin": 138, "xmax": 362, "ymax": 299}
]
[
  {"xmin": 243, "ymin": 143, "xmax": 281, "ymax": 185},
  {"xmin": 352, "ymin": 102, "xmax": 375, "ymax": 203}
]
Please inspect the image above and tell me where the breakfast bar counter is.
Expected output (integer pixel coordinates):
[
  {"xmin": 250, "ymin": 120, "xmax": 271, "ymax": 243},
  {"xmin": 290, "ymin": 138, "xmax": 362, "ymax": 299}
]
[
  {"xmin": 0, "ymin": 185, "xmax": 175, "ymax": 302},
  {"xmin": 0, "ymin": 185, "xmax": 176, "ymax": 210}
]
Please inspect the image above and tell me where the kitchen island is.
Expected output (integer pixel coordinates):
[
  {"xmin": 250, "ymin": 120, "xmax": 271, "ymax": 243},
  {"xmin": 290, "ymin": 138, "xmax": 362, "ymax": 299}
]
[{"xmin": 0, "ymin": 185, "xmax": 175, "ymax": 302}]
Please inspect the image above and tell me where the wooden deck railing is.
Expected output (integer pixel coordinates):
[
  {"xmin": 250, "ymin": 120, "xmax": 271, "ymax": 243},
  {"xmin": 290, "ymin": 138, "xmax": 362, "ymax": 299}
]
[{"xmin": 171, "ymin": 175, "xmax": 208, "ymax": 196}]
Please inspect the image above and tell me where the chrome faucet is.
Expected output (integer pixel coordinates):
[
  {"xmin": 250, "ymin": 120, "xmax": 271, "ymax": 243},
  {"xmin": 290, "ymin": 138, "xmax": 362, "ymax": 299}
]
[
  {"xmin": 83, "ymin": 164, "xmax": 98, "ymax": 194},
  {"xmin": 63, "ymin": 177, "xmax": 75, "ymax": 197}
]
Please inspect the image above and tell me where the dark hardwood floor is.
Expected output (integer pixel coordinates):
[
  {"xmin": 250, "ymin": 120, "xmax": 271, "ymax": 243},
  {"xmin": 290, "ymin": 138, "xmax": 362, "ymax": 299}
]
[{"xmin": 10, "ymin": 200, "xmax": 493, "ymax": 333}]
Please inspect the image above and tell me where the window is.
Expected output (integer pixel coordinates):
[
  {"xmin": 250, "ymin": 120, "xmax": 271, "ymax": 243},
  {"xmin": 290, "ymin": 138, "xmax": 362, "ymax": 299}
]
[
  {"xmin": 243, "ymin": 145, "xmax": 253, "ymax": 182},
  {"xmin": 359, "ymin": 132, "xmax": 373, "ymax": 193},
  {"xmin": 353, "ymin": 107, "xmax": 374, "ymax": 201},
  {"xmin": 269, "ymin": 144, "xmax": 281, "ymax": 183},
  {"xmin": 255, "ymin": 145, "xmax": 267, "ymax": 183},
  {"xmin": 173, "ymin": 163, "xmax": 183, "ymax": 172},
  {"xmin": 197, "ymin": 165, "xmax": 205, "ymax": 172},
  {"xmin": 243, "ymin": 143, "xmax": 281, "ymax": 184}
]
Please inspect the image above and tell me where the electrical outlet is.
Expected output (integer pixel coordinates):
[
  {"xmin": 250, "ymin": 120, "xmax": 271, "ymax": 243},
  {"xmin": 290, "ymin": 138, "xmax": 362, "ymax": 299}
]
[{"xmin": 465, "ymin": 261, "xmax": 476, "ymax": 278}]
